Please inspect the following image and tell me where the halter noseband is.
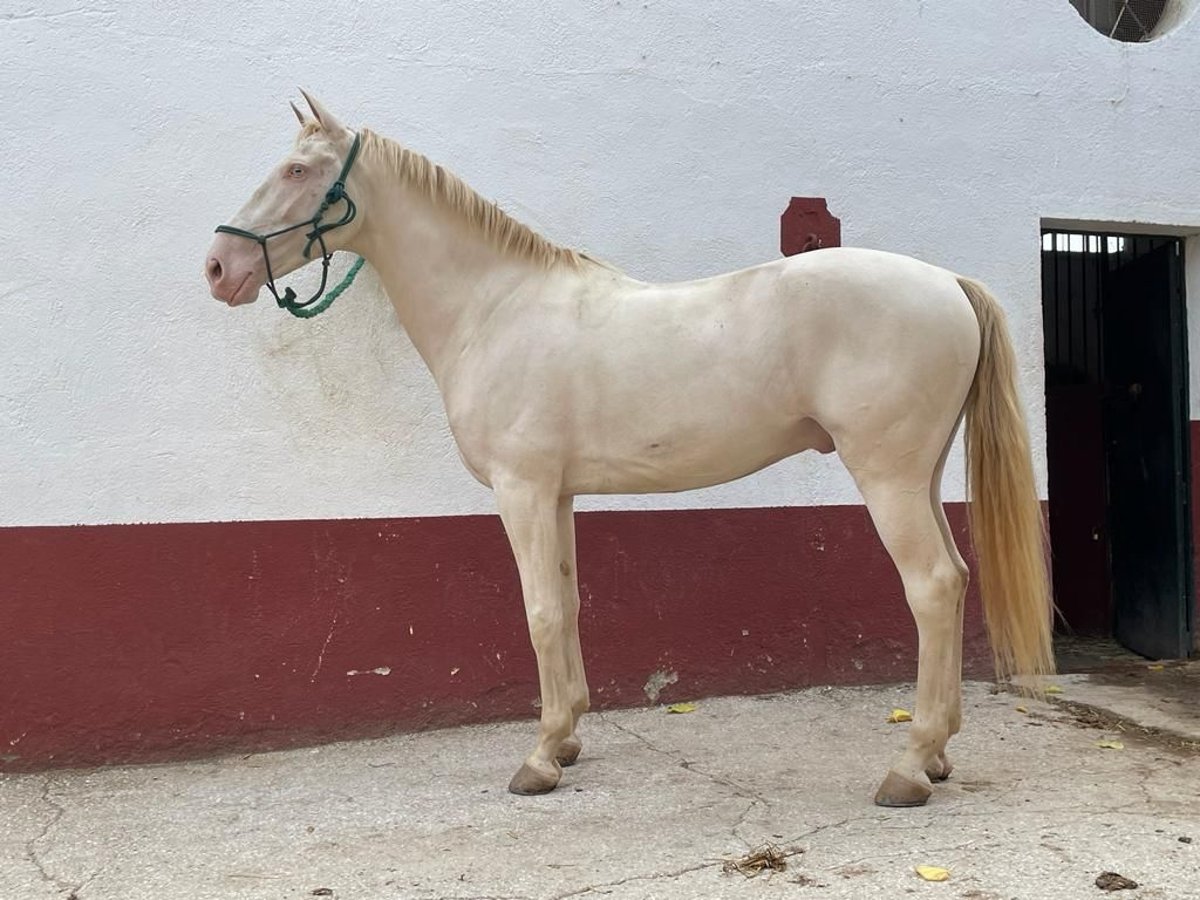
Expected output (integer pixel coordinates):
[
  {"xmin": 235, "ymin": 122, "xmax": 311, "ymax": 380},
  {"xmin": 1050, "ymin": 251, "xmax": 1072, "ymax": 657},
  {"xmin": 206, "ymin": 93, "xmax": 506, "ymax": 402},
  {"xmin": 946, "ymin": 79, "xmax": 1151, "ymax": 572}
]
[{"xmin": 215, "ymin": 132, "xmax": 362, "ymax": 316}]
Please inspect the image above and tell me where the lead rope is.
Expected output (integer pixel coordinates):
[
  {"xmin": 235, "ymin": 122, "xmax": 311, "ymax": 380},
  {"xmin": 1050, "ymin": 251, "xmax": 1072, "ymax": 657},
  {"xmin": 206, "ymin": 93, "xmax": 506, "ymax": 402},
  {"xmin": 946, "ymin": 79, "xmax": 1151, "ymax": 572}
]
[{"xmin": 282, "ymin": 255, "xmax": 365, "ymax": 319}]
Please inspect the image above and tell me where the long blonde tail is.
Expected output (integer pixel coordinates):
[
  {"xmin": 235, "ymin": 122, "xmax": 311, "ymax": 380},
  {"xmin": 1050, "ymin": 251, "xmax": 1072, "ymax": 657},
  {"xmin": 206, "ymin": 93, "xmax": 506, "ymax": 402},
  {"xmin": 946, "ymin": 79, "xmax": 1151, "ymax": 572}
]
[{"xmin": 958, "ymin": 276, "xmax": 1055, "ymax": 686}]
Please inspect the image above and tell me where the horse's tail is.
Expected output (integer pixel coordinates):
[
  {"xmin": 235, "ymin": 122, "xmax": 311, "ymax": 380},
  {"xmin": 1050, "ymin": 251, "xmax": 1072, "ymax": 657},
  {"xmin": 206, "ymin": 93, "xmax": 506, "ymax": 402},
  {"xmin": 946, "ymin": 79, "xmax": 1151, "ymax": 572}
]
[{"xmin": 958, "ymin": 275, "xmax": 1055, "ymax": 689}]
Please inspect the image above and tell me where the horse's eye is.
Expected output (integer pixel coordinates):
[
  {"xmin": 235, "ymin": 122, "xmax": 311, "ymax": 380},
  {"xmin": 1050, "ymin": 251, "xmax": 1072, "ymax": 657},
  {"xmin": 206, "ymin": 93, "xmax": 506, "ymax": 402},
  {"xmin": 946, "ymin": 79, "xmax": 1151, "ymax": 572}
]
[{"xmin": 288, "ymin": 164, "xmax": 306, "ymax": 178}]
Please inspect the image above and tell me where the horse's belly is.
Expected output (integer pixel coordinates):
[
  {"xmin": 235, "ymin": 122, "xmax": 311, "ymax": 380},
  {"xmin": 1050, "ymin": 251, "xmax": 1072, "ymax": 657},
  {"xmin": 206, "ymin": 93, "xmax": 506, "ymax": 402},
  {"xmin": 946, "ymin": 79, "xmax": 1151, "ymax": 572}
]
[{"xmin": 561, "ymin": 416, "xmax": 833, "ymax": 495}]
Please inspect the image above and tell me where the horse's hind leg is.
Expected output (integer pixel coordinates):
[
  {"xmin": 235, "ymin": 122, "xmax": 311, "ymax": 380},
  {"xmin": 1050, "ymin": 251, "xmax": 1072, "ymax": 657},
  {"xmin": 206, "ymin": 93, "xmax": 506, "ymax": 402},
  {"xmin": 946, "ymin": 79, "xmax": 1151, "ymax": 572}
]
[
  {"xmin": 925, "ymin": 415, "xmax": 969, "ymax": 783},
  {"xmin": 854, "ymin": 470, "xmax": 968, "ymax": 807}
]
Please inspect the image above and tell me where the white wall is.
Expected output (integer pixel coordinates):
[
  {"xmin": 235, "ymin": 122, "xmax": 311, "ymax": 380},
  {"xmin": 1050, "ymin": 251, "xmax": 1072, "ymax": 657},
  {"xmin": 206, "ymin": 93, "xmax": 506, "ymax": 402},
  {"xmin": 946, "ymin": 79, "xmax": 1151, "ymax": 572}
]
[{"xmin": 3, "ymin": 1, "xmax": 1199, "ymax": 526}]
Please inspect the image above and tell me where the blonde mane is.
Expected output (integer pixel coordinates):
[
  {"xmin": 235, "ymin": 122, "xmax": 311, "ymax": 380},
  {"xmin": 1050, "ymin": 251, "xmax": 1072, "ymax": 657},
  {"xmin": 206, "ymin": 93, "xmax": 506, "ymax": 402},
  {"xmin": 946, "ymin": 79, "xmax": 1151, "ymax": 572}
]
[{"xmin": 360, "ymin": 129, "xmax": 592, "ymax": 270}]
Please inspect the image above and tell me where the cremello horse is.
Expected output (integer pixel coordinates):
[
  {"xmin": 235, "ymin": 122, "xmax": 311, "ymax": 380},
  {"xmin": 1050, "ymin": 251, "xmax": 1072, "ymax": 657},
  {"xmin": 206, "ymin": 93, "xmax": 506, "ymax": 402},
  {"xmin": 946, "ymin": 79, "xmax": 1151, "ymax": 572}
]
[{"xmin": 205, "ymin": 93, "xmax": 1053, "ymax": 808}]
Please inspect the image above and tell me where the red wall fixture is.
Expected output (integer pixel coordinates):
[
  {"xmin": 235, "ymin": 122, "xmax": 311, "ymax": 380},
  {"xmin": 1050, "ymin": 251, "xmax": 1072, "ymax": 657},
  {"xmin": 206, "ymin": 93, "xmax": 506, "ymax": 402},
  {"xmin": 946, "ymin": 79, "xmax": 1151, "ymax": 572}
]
[{"xmin": 781, "ymin": 197, "xmax": 841, "ymax": 256}]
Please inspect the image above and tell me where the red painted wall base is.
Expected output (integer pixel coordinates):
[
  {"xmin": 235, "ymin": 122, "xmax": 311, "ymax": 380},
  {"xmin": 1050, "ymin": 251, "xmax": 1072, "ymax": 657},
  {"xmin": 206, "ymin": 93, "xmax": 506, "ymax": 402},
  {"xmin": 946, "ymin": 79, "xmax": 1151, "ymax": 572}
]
[{"xmin": 0, "ymin": 505, "xmax": 992, "ymax": 771}]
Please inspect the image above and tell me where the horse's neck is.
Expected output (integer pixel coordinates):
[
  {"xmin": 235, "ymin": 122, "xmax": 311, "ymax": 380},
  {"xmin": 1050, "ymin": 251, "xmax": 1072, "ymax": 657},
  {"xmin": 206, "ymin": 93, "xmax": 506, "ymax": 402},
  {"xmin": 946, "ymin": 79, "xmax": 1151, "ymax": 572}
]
[{"xmin": 350, "ymin": 184, "xmax": 522, "ymax": 381}]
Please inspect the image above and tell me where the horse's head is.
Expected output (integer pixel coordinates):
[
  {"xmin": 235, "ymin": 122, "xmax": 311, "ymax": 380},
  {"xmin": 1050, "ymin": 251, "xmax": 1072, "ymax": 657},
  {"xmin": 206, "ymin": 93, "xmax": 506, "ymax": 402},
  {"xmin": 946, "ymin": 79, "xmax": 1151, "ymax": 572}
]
[{"xmin": 205, "ymin": 92, "xmax": 362, "ymax": 306}]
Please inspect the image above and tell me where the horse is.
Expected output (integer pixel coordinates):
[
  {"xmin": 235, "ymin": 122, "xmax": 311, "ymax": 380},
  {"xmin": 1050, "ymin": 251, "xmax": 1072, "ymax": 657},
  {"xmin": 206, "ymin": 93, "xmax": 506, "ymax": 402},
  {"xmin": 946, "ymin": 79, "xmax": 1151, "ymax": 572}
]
[{"xmin": 204, "ymin": 92, "xmax": 1053, "ymax": 808}]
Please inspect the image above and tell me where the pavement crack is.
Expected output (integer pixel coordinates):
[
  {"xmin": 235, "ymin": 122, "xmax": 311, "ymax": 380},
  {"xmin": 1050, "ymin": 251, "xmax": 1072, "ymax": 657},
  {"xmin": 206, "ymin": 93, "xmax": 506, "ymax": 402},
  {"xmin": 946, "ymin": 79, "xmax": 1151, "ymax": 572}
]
[
  {"xmin": 595, "ymin": 715, "xmax": 676, "ymax": 758},
  {"xmin": 778, "ymin": 815, "xmax": 858, "ymax": 848},
  {"xmin": 767, "ymin": 811, "xmax": 898, "ymax": 856},
  {"xmin": 597, "ymin": 713, "xmax": 772, "ymax": 846},
  {"xmin": 548, "ymin": 860, "xmax": 714, "ymax": 899},
  {"xmin": 729, "ymin": 797, "xmax": 759, "ymax": 844},
  {"xmin": 678, "ymin": 759, "xmax": 772, "ymax": 846},
  {"xmin": 26, "ymin": 774, "xmax": 84, "ymax": 896},
  {"xmin": 679, "ymin": 759, "xmax": 770, "ymax": 807}
]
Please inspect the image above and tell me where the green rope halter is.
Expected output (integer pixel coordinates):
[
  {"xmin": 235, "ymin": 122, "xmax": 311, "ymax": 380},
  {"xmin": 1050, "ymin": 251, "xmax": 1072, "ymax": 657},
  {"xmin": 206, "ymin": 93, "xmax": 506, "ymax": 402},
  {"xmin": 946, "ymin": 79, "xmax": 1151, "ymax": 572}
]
[{"xmin": 216, "ymin": 132, "xmax": 365, "ymax": 318}]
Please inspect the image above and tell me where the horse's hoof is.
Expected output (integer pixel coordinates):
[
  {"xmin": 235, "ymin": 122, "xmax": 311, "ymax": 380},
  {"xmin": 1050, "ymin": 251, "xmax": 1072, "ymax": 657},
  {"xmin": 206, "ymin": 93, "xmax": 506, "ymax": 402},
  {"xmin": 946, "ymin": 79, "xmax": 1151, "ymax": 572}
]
[
  {"xmin": 925, "ymin": 754, "xmax": 953, "ymax": 783},
  {"xmin": 556, "ymin": 736, "xmax": 583, "ymax": 767},
  {"xmin": 508, "ymin": 762, "xmax": 561, "ymax": 795},
  {"xmin": 874, "ymin": 770, "xmax": 932, "ymax": 807}
]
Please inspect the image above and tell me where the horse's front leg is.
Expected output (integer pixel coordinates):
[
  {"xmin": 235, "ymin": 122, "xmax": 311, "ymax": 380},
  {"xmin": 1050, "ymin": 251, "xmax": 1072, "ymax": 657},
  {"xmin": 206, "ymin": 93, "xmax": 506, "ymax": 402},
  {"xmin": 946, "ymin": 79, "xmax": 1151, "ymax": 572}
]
[
  {"xmin": 554, "ymin": 495, "xmax": 590, "ymax": 768},
  {"xmin": 495, "ymin": 480, "xmax": 576, "ymax": 795}
]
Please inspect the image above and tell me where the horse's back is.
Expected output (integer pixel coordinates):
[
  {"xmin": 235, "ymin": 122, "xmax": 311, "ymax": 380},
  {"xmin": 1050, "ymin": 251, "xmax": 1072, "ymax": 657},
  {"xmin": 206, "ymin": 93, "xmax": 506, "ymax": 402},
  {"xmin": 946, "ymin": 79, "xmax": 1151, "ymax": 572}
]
[
  {"xmin": 638, "ymin": 246, "xmax": 977, "ymax": 343},
  {"xmin": 770, "ymin": 246, "xmax": 972, "ymax": 322},
  {"xmin": 656, "ymin": 246, "xmax": 981, "ymax": 413}
]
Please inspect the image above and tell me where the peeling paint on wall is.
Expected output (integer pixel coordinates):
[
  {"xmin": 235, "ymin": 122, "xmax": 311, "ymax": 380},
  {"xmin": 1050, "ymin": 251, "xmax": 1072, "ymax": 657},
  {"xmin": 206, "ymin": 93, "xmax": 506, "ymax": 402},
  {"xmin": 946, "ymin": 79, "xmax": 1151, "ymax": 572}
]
[
  {"xmin": 346, "ymin": 667, "xmax": 392, "ymax": 677},
  {"xmin": 643, "ymin": 669, "xmax": 679, "ymax": 703}
]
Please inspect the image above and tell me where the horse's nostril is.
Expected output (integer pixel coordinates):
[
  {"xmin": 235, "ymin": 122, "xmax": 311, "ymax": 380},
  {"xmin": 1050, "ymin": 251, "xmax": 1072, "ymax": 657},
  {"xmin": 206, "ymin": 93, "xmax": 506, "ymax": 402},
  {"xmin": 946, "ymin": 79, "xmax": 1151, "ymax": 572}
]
[{"xmin": 206, "ymin": 258, "xmax": 223, "ymax": 284}]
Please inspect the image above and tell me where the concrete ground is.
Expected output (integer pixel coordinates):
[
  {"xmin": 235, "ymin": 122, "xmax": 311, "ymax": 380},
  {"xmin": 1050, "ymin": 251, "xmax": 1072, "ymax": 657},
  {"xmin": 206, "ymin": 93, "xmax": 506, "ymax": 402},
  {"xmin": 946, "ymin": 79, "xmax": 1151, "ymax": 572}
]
[{"xmin": 2, "ymin": 676, "xmax": 1197, "ymax": 900}]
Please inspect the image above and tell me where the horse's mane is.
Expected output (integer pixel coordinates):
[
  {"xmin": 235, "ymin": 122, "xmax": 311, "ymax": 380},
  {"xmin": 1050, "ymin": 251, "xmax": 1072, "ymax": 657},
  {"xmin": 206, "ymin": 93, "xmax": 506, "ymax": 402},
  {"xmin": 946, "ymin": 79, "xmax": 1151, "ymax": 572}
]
[{"xmin": 359, "ymin": 128, "xmax": 593, "ymax": 270}]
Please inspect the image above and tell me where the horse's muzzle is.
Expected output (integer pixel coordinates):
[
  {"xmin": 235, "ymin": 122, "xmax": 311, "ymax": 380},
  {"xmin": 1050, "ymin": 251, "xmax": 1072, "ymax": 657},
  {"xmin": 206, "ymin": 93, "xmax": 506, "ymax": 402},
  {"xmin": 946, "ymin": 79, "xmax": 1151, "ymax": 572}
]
[{"xmin": 205, "ymin": 237, "xmax": 262, "ymax": 305}]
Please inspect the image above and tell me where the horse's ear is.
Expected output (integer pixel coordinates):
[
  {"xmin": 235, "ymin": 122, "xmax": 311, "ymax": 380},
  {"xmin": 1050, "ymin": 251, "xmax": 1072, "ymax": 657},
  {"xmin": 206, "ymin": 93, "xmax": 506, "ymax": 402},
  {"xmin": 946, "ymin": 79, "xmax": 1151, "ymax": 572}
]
[
  {"xmin": 290, "ymin": 100, "xmax": 309, "ymax": 127},
  {"xmin": 298, "ymin": 89, "xmax": 346, "ymax": 134}
]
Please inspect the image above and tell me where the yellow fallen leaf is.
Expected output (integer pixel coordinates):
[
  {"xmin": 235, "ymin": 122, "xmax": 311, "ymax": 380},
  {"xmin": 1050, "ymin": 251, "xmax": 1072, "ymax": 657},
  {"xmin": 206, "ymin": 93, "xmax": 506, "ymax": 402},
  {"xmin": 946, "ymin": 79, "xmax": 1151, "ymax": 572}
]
[
  {"xmin": 666, "ymin": 702, "xmax": 696, "ymax": 714},
  {"xmin": 1044, "ymin": 685, "xmax": 1063, "ymax": 694},
  {"xmin": 887, "ymin": 708, "xmax": 913, "ymax": 723},
  {"xmin": 1096, "ymin": 739, "xmax": 1125, "ymax": 750},
  {"xmin": 915, "ymin": 865, "xmax": 950, "ymax": 882},
  {"xmin": 1148, "ymin": 664, "xmax": 1165, "ymax": 671},
  {"xmin": 1016, "ymin": 706, "xmax": 1029, "ymax": 714}
]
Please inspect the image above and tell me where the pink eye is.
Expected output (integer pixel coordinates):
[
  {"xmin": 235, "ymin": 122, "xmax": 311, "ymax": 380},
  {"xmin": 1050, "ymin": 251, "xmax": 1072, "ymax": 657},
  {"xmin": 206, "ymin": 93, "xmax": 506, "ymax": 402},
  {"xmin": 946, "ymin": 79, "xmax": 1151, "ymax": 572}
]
[{"xmin": 287, "ymin": 164, "xmax": 306, "ymax": 178}]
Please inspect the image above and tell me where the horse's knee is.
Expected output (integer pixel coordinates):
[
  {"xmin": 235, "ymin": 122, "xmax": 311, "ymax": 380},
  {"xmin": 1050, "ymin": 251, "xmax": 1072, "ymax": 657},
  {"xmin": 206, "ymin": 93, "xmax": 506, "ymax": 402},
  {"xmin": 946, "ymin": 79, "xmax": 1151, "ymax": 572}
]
[{"xmin": 526, "ymin": 606, "xmax": 565, "ymax": 646}]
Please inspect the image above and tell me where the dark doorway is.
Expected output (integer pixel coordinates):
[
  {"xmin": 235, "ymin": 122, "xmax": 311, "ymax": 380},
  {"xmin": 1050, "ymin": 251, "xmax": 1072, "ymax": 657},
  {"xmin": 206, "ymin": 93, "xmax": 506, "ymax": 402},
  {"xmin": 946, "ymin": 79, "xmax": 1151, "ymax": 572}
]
[{"xmin": 1041, "ymin": 231, "xmax": 1193, "ymax": 660}]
